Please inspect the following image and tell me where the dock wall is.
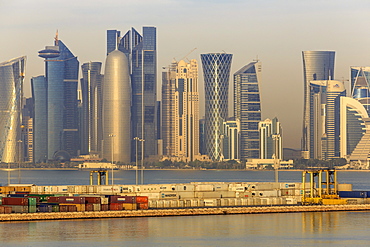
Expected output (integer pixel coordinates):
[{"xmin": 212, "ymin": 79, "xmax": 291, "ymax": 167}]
[{"xmin": 1, "ymin": 204, "xmax": 370, "ymax": 222}]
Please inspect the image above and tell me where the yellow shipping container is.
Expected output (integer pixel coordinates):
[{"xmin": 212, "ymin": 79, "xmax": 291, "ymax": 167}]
[
  {"xmin": 322, "ymin": 199, "xmax": 347, "ymax": 205},
  {"xmin": 59, "ymin": 203, "xmax": 86, "ymax": 212},
  {"xmin": 122, "ymin": 203, "xmax": 137, "ymax": 210}
]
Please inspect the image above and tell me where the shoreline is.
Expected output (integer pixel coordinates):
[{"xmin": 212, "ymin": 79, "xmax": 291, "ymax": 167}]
[{"xmin": 1, "ymin": 204, "xmax": 370, "ymax": 222}]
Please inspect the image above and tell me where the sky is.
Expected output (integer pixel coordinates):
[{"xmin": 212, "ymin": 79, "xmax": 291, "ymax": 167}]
[{"xmin": 1, "ymin": 0, "xmax": 370, "ymax": 149}]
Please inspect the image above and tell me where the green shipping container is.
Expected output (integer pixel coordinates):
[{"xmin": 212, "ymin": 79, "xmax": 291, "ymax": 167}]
[
  {"xmin": 0, "ymin": 197, "xmax": 2, "ymax": 205},
  {"xmin": 52, "ymin": 205, "xmax": 59, "ymax": 212},
  {"xmin": 28, "ymin": 198, "xmax": 37, "ymax": 206},
  {"xmin": 28, "ymin": 206, "xmax": 37, "ymax": 213}
]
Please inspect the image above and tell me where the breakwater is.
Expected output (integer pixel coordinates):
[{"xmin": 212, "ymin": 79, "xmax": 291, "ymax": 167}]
[{"xmin": 1, "ymin": 204, "xmax": 370, "ymax": 222}]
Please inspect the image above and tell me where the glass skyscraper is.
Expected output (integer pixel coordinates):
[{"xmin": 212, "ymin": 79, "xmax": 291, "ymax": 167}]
[
  {"xmin": 38, "ymin": 36, "xmax": 79, "ymax": 161},
  {"xmin": 259, "ymin": 117, "xmax": 282, "ymax": 160},
  {"xmin": 234, "ymin": 61, "xmax": 262, "ymax": 160},
  {"xmin": 0, "ymin": 56, "xmax": 26, "ymax": 163},
  {"xmin": 302, "ymin": 51, "xmax": 335, "ymax": 159},
  {"xmin": 107, "ymin": 27, "xmax": 157, "ymax": 160},
  {"xmin": 80, "ymin": 62, "xmax": 103, "ymax": 155},
  {"xmin": 350, "ymin": 67, "xmax": 370, "ymax": 114},
  {"xmin": 201, "ymin": 53, "xmax": 232, "ymax": 161}
]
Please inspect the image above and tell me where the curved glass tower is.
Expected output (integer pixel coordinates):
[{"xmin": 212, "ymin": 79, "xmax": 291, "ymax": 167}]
[
  {"xmin": 201, "ymin": 53, "xmax": 232, "ymax": 161},
  {"xmin": 234, "ymin": 61, "xmax": 262, "ymax": 159},
  {"xmin": 103, "ymin": 50, "xmax": 131, "ymax": 163},
  {"xmin": 350, "ymin": 67, "xmax": 370, "ymax": 114},
  {"xmin": 0, "ymin": 56, "xmax": 26, "ymax": 163},
  {"xmin": 302, "ymin": 51, "xmax": 335, "ymax": 158}
]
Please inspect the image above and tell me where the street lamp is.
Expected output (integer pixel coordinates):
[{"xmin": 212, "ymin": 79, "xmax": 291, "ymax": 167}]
[
  {"xmin": 134, "ymin": 137, "xmax": 140, "ymax": 185},
  {"xmin": 108, "ymin": 134, "xmax": 116, "ymax": 186}
]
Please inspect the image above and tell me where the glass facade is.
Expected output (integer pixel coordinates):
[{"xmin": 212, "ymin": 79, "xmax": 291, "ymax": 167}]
[
  {"xmin": 107, "ymin": 27, "xmax": 157, "ymax": 161},
  {"xmin": 350, "ymin": 67, "xmax": 370, "ymax": 115},
  {"xmin": 31, "ymin": 76, "xmax": 47, "ymax": 163},
  {"xmin": 80, "ymin": 62, "xmax": 103, "ymax": 155},
  {"xmin": 39, "ymin": 39, "xmax": 79, "ymax": 161},
  {"xmin": 0, "ymin": 56, "xmax": 26, "ymax": 163},
  {"xmin": 302, "ymin": 51, "xmax": 335, "ymax": 157},
  {"xmin": 259, "ymin": 117, "xmax": 282, "ymax": 160},
  {"xmin": 234, "ymin": 61, "xmax": 262, "ymax": 160},
  {"xmin": 201, "ymin": 53, "xmax": 232, "ymax": 161}
]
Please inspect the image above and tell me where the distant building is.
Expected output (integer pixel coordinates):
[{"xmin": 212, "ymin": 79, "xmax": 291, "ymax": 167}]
[
  {"xmin": 38, "ymin": 35, "xmax": 79, "ymax": 161},
  {"xmin": 80, "ymin": 62, "xmax": 104, "ymax": 155},
  {"xmin": 107, "ymin": 27, "xmax": 157, "ymax": 160},
  {"xmin": 259, "ymin": 117, "xmax": 282, "ymax": 160},
  {"xmin": 222, "ymin": 118, "xmax": 240, "ymax": 161},
  {"xmin": 234, "ymin": 61, "xmax": 262, "ymax": 160},
  {"xmin": 162, "ymin": 60, "xmax": 200, "ymax": 162},
  {"xmin": 102, "ymin": 50, "xmax": 131, "ymax": 163},
  {"xmin": 22, "ymin": 98, "xmax": 34, "ymax": 163},
  {"xmin": 201, "ymin": 53, "xmax": 232, "ymax": 161},
  {"xmin": 302, "ymin": 51, "xmax": 335, "ymax": 159},
  {"xmin": 283, "ymin": 148, "xmax": 302, "ymax": 160},
  {"xmin": 0, "ymin": 56, "xmax": 26, "ymax": 163},
  {"xmin": 199, "ymin": 119, "xmax": 206, "ymax": 155},
  {"xmin": 350, "ymin": 67, "xmax": 370, "ymax": 115}
]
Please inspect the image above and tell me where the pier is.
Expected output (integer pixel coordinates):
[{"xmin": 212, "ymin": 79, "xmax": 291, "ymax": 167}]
[{"xmin": 1, "ymin": 204, "xmax": 370, "ymax": 222}]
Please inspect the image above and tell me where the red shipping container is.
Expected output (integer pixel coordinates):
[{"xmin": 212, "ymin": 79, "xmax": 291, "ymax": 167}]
[
  {"xmin": 0, "ymin": 206, "xmax": 12, "ymax": 214},
  {"xmin": 101, "ymin": 204, "xmax": 109, "ymax": 211},
  {"xmin": 68, "ymin": 205, "xmax": 77, "ymax": 212},
  {"xmin": 47, "ymin": 197, "xmax": 59, "ymax": 203},
  {"xmin": 110, "ymin": 196, "xmax": 136, "ymax": 204},
  {"xmin": 59, "ymin": 197, "xmax": 85, "ymax": 204},
  {"xmin": 84, "ymin": 197, "xmax": 101, "ymax": 204},
  {"xmin": 0, "ymin": 206, "xmax": 4, "ymax": 214},
  {"xmin": 136, "ymin": 196, "xmax": 148, "ymax": 203},
  {"xmin": 2, "ymin": 197, "xmax": 28, "ymax": 206},
  {"xmin": 59, "ymin": 205, "xmax": 69, "ymax": 212},
  {"xmin": 109, "ymin": 203, "xmax": 123, "ymax": 211},
  {"xmin": 85, "ymin": 204, "xmax": 94, "ymax": 211},
  {"xmin": 137, "ymin": 203, "xmax": 149, "ymax": 210}
]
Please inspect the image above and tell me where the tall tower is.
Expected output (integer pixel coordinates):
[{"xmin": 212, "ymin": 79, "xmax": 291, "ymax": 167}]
[
  {"xmin": 162, "ymin": 59, "xmax": 200, "ymax": 162},
  {"xmin": 38, "ymin": 36, "xmax": 79, "ymax": 161},
  {"xmin": 259, "ymin": 117, "xmax": 282, "ymax": 160},
  {"xmin": 107, "ymin": 27, "xmax": 157, "ymax": 160},
  {"xmin": 102, "ymin": 50, "xmax": 131, "ymax": 163},
  {"xmin": 80, "ymin": 62, "xmax": 103, "ymax": 155},
  {"xmin": 201, "ymin": 53, "xmax": 232, "ymax": 161},
  {"xmin": 302, "ymin": 51, "xmax": 335, "ymax": 159},
  {"xmin": 0, "ymin": 56, "xmax": 26, "ymax": 163},
  {"xmin": 350, "ymin": 67, "xmax": 370, "ymax": 114},
  {"xmin": 234, "ymin": 61, "xmax": 262, "ymax": 160}
]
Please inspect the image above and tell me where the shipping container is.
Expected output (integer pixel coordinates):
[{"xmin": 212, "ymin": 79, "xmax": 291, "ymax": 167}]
[
  {"xmin": 177, "ymin": 191, "xmax": 195, "ymax": 199},
  {"xmin": 97, "ymin": 186, "xmax": 121, "ymax": 194},
  {"xmin": 101, "ymin": 204, "xmax": 109, "ymax": 211},
  {"xmin": 337, "ymin": 184, "xmax": 352, "ymax": 192},
  {"xmin": 59, "ymin": 197, "xmax": 86, "ymax": 204},
  {"xmin": 137, "ymin": 203, "xmax": 149, "ymax": 210},
  {"xmin": 175, "ymin": 184, "xmax": 195, "ymax": 192},
  {"xmin": 10, "ymin": 205, "xmax": 28, "ymax": 213},
  {"xmin": 38, "ymin": 204, "xmax": 53, "ymax": 212},
  {"xmin": 123, "ymin": 203, "xmax": 137, "ymax": 210},
  {"xmin": 92, "ymin": 204, "xmax": 101, "ymax": 211},
  {"xmin": 27, "ymin": 198, "xmax": 37, "ymax": 206},
  {"xmin": 28, "ymin": 206, "xmax": 37, "ymax": 213},
  {"xmin": 2, "ymin": 197, "xmax": 28, "ymax": 206},
  {"xmin": 109, "ymin": 203, "xmax": 123, "ymax": 211},
  {"xmin": 101, "ymin": 197, "xmax": 109, "ymax": 205},
  {"xmin": 204, "ymin": 199, "xmax": 220, "ymax": 207},
  {"xmin": 84, "ymin": 197, "xmax": 101, "ymax": 204},
  {"xmin": 47, "ymin": 196, "xmax": 59, "ymax": 203},
  {"xmin": 214, "ymin": 184, "xmax": 229, "ymax": 191},
  {"xmin": 110, "ymin": 196, "xmax": 136, "ymax": 203},
  {"xmin": 159, "ymin": 192, "xmax": 178, "ymax": 200},
  {"xmin": 136, "ymin": 196, "xmax": 148, "ymax": 203},
  {"xmin": 85, "ymin": 203, "xmax": 94, "ymax": 211},
  {"xmin": 158, "ymin": 185, "xmax": 176, "ymax": 192},
  {"xmin": 195, "ymin": 184, "xmax": 214, "ymax": 192},
  {"xmin": 59, "ymin": 204, "xmax": 82, "ymax": 212},
  {"xmin": 156, "ymin": 200, "xmax": 164, "ymax": 208},
  {"xmin": 220, "ymin": 198, "xmax": 229, "ymax": 206},
  {"xmin": 178, "ymin": 200, "xmax": 185, "ymax": 208},
  {"xmin": 190, "ymin": 199, "xmax": 199, "ymax": 207},
  {"xmin": 339, "ymin": 191, "xmax": 368, "ymax": 198}
]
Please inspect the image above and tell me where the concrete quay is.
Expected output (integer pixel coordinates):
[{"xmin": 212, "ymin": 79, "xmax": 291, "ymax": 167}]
[{"xmin": 1, "ymin": 204, "xmax": 370, "ymax": 222}]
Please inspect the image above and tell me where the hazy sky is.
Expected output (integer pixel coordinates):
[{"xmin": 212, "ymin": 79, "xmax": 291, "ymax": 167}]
[{"xmin": 1, "ymin": 0, "xmax": 370, "ymax": 149}]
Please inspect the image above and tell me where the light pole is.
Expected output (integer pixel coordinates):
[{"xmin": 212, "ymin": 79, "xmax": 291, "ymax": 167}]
[
  {"xmin": 140, "ymin": 139, "xmax": 145, "ymax": 184},
  {"xmin": 134, "ymin": 137, "xmax": 139, "ymax": 185},
  {"xmin": 108, "ymin": 134, "xmax": 116, "ymax": 186}
]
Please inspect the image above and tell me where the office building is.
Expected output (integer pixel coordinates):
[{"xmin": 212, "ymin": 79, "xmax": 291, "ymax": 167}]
[
  {"xmin": 102, "ymin": 50, "xmax": 131, "ymax": 163},
  {"xmin": 350, "ymin": 67, "xmax": 370, "ymax": 114},
  {"xmin": 302, "ymin": 51, "xmax": 335, "ymax": 159},
  {"xmin": 310, "ymin": 80, "xmax": 345, "ymax": 160},
  {"xmin": 80, "ymin": 62, "xmax": 104, "ymax": 155},
  {"xmin": 38, "ymin": 36, "xmax": 79, "ymax": 161},
  {"xmin": 162, "ymin": 59, "xmax": 200, "ymax": 162},
  {"xmin": 259, "ymin": 117, "xmax": 282, "ymax": 160},
  {"xmin": 107, "ymin": 27, "xmax": 157, "ymax": 160},
  {"xmin": 234, "ymin": 61, "xmax": 262, "ymax": 160},
  {"xmin": 0, "ymin": 56, "xmax": 26, "ymax": 163},
  {"xmin": 222, "ymin": 118, "xmax": 240, "ymax": 161},
  {"xmin": 22, "ymin": 98, "xmax": 34, "ymax": 163},
  {"xmin": 201, "ymin": 53, "xmax": 232, "ymax": 161}
]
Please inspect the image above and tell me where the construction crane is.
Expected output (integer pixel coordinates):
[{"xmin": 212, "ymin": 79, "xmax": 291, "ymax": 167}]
[{"xmin": 173, "ymin": 48, "xmax": 197, "ymax": 63}]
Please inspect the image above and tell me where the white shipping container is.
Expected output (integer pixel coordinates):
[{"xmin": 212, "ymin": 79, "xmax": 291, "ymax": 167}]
[
  {"xmin": 163, "ymin": 200, "xmax": 171, "ymax": 208},
  {"xmin": 159, "ymin": 192, "xmax": 178, "ymax": 200},
  {"xmin": 157, "ymin": 200, "xmax": 164, "ymax": 208},
  {"xmin": 195, "ymin": 184, "xmax": 214, "ymax": 192},
  {"xmin": 177, "ymin": 191, "xmax": 195, "ymax": 199},
  {"xmin": 136, "ymin": 192, "xmax": 160, "ymax": 200},
  {"xmin": 170, "ymin": 200, "xmax": 178, "ymax": 208},
  {"xmin": 158, "ymin": 185, "xmax": 176, "ymax": 192},
  {"xmin": 260, "ymin": 198, "xmax": 269, "ymax": 205},
  {"xmin": 204, "ymin": 199, "xmax": 219, "ymax": 207},
  {"xmin": 97, "ymin": 186, "xmax": 121, "ymax": 194},
  {"xmin": 101, "ymin": 197, "xmax": 109, "ymax": 204},
  {"xmin": 190, "ymin": 199, "xmax": 199, "ymax": 207},
  {"xmin": 67, "ymin": 186, "xmax": 75, "ymax": 193},
  {"xmin": 214, "ymin": 184, "xmax": 229, "ymax": 191},
  {"xmin": 228, "ymin": 198, "xmax": 236, "ymax": 206},
  {"xmin": 149, "ymin": 200, "xmax": 157, "ymax": 208},
  {"xmin": 220, "ymin": 198, "xmax": 229, "ymax": 206},
  {"xmin": 256, "ymin": 183, "xmax": 275, "ymax": 191},
  {"xmin": 176, "ymin": 184, "xmax": 195, "ymax": 191},
  {"xmin": 120, "ymin": 186, "xmax": 134, "ymax": 193},
  {"xmin": 178, "ymin": 200, "xmax": 185, "ymax": 208}
]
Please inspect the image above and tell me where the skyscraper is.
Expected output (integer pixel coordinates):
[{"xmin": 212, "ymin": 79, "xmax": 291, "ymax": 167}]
[
  {"xmin": 309, "ymin": 80, "xmax": 345, "ymax": 160},
  {"xmin": 102, "ymin": 50, "xmax": 131, "ymax": 163},
  {"xmin": 38, "ymin": 35, "xmax": 79, "ymax": 161},
  {"xmin": 162, "ymin": 59, "xmax": 200, "ymax": 162},
  {"xmin": 234, "ymin": 61, "xmax": 262, "ymax": 160},
  {"xmin": 259, "ymin": 117, "xmax": 282, "ymax": 160},
  {"xmin": 201, "ymin": 53, "xmax": 232, "ymax": 161},
  {"xmin": 0, "ymin": 56, "xmax": 26, "ymax": 163},
  {"xmin": 80, "ymin": 62, "xmax": 103, "ymax": 155},
  {"xmin": 222, "ymin": 118, "xmax": 240, "ymax": 161},
  {"xmin": 350, "ymin": 67, "xmax": 370, "ymax": 114},
  {"xmin": 302, "ymin": 51, "xmax": 335, "ymax": 159},
  {"xmin": 107, "ymin": 27, "xmax": 157, "ymax": 160}
]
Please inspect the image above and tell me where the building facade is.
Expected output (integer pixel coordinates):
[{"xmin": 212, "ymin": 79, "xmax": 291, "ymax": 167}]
[
  {"xmin": 107, "ymin": 27, "xmax": 157, "ymax": 160},
  {"xmin": 162, "ymin": 60, "xmax": 200, "ymax": 162},
  {"xmin": 102, "ymin": 50, "xmax": 131, "ymax": 163},
  {"xmin": 38, "ymin": 36, "xmax": 79, "ymax": 161},
  {"xmin": 350, "ymin": 67, "xmax": 370, "ymax": 115},
  {"xmin": 222, "ymin": 118, "xmax": 240, "ymax": 161},
  {"xmin": 259, "ymin": 117, "xmax": 282, "ymax": 160},
  {"xmin": 0, "ymin": 56, "xmax": 26, "ymax": 163},
  {"xmin": 234, "ymin": 61, "xmax": 262, "ymax": 160},
  {"xmin": 80, "ymin": 62, "xmax": 104, "ymax": 155},
  {"xmin": 201, "ymin": 53, "xmax": 232, "ymax": 161},
  {"xmin": 302, "ymin": 51, "xmax": 335, "ymax": 159}
]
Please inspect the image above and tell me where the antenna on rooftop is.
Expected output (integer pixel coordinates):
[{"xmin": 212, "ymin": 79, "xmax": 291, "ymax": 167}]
[{"xmin": 55, "ymin": 30, "xmax": 59, "ymax": 46}]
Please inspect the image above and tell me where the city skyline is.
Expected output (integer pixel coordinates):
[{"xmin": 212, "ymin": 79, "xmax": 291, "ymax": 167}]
[{"xmin": 2, "ymin": 1, "xmax": 370, "ymax": 149}]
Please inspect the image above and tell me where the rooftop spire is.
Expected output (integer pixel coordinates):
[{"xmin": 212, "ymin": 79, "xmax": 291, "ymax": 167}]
[{"xmin": 55, "ymin": 30, "xmax": 59, "ymax": 46}]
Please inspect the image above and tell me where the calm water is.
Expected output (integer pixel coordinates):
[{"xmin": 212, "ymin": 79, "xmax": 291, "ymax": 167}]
[{"xmin": 1, "ymin": 170, "xmax": 370, "ymax": 246}]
